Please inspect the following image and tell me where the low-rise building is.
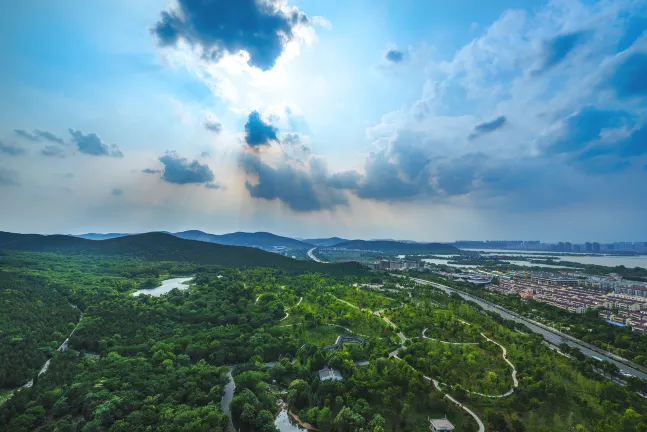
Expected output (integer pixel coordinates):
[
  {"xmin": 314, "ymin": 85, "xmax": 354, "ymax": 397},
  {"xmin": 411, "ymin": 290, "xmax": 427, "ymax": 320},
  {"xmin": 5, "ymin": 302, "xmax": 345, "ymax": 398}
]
[
  {"xmin": 429, "ymin": 418, "xmax": 455, "ymax": 432},
  {"xmin": 318, "ymin": 366, "xmax": 343, "ymax": 381}
]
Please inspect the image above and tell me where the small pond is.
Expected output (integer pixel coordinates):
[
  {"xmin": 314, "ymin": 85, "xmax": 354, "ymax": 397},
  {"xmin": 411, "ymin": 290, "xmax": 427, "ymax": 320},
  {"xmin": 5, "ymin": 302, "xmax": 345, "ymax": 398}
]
[{"xmin": 132, "ymin": 277, "xmax": 193, "ymax": 296}]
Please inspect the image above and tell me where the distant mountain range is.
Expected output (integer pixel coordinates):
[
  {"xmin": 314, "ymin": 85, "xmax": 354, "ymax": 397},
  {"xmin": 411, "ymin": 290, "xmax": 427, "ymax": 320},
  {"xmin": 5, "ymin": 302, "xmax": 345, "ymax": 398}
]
[
  {"xmin": 72, "ymin": 230, "xmax": 455, "ymax": 252},
  {"xmin": 303, "ymin": 237, "xmax": 347, "ymax": 247},
  {"xmin": 329, "ymin": 239, "xmax": 459, "ymax": 254},
  {"xmin": 76, "ymin": 233, "xmax": 130, "ymax": 240},
  {"xmin": 0, "ymin": 231, "xmax": 363, "ymax": 275},
  {"xmin": 173, "ymin": 230, "xmax": 313, "ymax": 249}
]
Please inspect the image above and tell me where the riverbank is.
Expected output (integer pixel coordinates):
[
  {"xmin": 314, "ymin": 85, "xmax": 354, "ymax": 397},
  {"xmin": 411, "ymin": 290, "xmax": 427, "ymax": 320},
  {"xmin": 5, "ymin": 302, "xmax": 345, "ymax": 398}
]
[{"xmin": 288, "ymin": 412, "xmax": 317, "ymax": 431}]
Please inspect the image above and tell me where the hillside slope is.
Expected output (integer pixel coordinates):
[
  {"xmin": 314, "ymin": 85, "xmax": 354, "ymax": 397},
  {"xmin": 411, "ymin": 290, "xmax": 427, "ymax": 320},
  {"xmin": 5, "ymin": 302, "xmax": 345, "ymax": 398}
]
[
  {"xmin": 0, "ymin": 231, "xmax": 362, "ymax": 274},
  {"xmin": 303, "ymin": 237, "xmax": 347, "ymax": 247},
  {"xmin": 75, "ymin": 233, "xmax": 130, "ymax": 240},
  {"xmin": 173, "ymin": 230, "xmax": 313, "ymax": 249},
  {"xmin": 330, "ymin": 239, "xmax": 459, "ymax": 254}
]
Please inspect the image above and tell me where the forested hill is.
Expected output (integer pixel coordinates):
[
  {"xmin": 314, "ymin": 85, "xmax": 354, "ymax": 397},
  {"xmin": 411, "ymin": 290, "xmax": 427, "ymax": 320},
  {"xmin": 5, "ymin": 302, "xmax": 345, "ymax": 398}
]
[
  {"xmin": 330, "ymin": 239, "xmax": 459, "ymax": 253},
  {"xmin": 302, "ymin": 237, "xmax": 347, "ymax": 247},
  {"xmin": 173, "ymin": 230, "xmax": 313, "ymax": 249},
  {"xmin": 0, "ymin": 231, "xmax": 363, "ymax": 274}
]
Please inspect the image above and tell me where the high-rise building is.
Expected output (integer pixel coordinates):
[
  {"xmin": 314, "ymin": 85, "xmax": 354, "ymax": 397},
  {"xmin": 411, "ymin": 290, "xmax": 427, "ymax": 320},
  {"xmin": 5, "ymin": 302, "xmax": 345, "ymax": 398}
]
[
  {"xmin": 585, "ymin": 242, "xmax": 592, "ymax": 252},
  {"xmin": 573, "ymin": 244, "xmax": 581, "ymax": 252},
  {"xmin": 564, "ymin": 242, "xmax": 572, "ymax": 252},
  {"xmin": 592, "ymin": 242, "xmax": 601, "ymax": 252},
  {"xmin": 557, "ymin": 242, "xmax": 565, "ymax": 251}
]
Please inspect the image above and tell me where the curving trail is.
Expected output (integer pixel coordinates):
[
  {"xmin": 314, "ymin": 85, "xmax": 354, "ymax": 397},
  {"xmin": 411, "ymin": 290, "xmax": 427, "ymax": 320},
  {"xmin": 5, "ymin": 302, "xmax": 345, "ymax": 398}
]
[
  {"xmin": 480, "ymin": 332, "xmax": 519, "ymax": 389},
  {"xmin": 394, "ymin": 355, "xmax": 485, "ymax": 432},
  {"xmin": 278, "ymin": 297, "xmax": 304, "ymax": 322},
  {"xmin": 422, "ymin": 328, "xmax": 480, "ymax": 346},
  {"xmin": 287, "ymin": 297, "xmax": 303, "ymax": 310}
]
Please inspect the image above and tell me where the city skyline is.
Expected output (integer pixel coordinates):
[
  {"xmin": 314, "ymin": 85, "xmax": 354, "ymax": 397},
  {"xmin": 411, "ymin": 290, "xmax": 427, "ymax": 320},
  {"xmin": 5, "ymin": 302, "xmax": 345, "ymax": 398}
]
[{"xmin": 1, "ymin": 0, "xmax": 647, "ymax": 241}]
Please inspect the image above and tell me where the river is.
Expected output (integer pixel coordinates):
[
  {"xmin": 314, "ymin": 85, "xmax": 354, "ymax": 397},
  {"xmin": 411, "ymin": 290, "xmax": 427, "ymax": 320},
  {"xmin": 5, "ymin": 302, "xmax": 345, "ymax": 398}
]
[
  {"xmin": 462, "ymin": 249, "xmax": 647, "ymax": 269},
  {"xmin": 132, "ymin": 277, "xmax": 193, "ymax": 296},
  {"xmin": 221, "ymin": 367, "xmax": 308, "ymax": 432}
]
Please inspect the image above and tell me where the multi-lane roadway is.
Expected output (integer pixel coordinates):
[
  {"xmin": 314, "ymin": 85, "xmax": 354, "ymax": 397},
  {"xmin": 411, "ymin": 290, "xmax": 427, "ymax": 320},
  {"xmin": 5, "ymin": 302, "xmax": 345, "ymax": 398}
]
[{"xmin": 409, "ymin": 277, "xmax": 647, "ymax": 380}]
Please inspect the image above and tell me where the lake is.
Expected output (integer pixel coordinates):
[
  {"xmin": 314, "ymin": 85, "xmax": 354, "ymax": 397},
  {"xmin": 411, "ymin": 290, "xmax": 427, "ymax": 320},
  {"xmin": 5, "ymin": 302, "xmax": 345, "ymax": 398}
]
[
  {"xmin": 423, "ymin": 258, "xmax": 478, "ymax": 268},
  {"xmin": 462, "ymin": 249, "xmax": 647, "ymax": 269},
  {"xmin": 132, "ymin": 277, "xmax": 193, "ymax": 296}
]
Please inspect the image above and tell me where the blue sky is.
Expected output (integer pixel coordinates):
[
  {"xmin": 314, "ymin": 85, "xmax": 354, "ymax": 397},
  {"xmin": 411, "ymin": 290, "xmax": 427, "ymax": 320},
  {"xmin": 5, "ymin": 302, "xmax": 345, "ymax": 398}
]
[{"xmin": 1, "ymin": 0, "xmax": 646, "ymax": 242}]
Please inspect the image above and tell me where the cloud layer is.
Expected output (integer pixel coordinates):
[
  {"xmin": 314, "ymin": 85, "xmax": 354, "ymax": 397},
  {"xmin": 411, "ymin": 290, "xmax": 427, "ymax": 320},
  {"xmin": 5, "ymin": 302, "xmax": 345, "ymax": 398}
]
[
  {"xmin": 245, "ymin": 111, "xmax": 279, "ymax": 148},
  {"xmin": 153, "ymin": 0, "xmax": 308, "ymax": 71},
  {"xmin": 69, "ymin": 129, "xmax": 123, "ymax": 157},
  {"xmin": 157, "ymin": 150, "xmax": 216, "ymax": 186}
]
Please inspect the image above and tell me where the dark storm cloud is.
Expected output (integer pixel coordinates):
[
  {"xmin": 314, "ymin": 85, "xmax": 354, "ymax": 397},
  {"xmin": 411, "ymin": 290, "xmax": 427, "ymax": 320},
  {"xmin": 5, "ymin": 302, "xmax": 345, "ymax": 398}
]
[
  {"xmin": 546, "ymin": 107, "xmax": 631, "ymax": 155},
  {"xmin": 354, "ymin": 151, "xmax": 425, "ymax": 201},
  {"xmin": 13, "ymin": 129, "xmax": 39, "ymax": 142},
  {"xmin": 531, "ymin": 31, "xmax": 588, "ymax": 75},
  {"xmin": 204, "ymin": 182, "xmax": 221, "ymax": 189},
  {"xmin": 41, "ymin": 145, "xmax": 67, "ymax": 158},
  {"xmin": 245, "ymin": 111, "xmax": 278, "ymax": 148},
  {"xmin": 142, "ymin": 168, "xmax": 161, "ymax": 174},
  {"xmin": 0, "ymin": 141, "xmax": 27, "ymax": 156},
  {"xmin": 69, "ymin": 129, "xmax": 123, "ymax": 157},
  {"xmin": 111, "ymin": 188, "xmax": 124, "ymax": 196},
  {"xmin": 327, "ymin": 170, "xmax": 361, "ymax": 190},
  {"xmin": 204, "ymin": 119, "xmax": 223, "ymax": 134},
  {"xmin": 611, "ymin": 53, "xmax": 647, "ymax": 99},
  {"xmin": 0, "ymin": 168, "xmax": 19, "ymax": 186},
  {"xmin": 239, "ymin": 152, "xmax": 353, "ymax": 212},
  {"xmin": 579, "ymin": 124, "xmax": 647, "ymax": 160},
  {"xmin": 435, "ymin": 153, "xmax": 484, "ymax": 196},
  {"xmin": 158, "ymin": 150, "xmax": 215, "ymax": 185},
  {"xmin": 468, "ymin": 116, "xmax": 507, "ymax": 140},
  {"xmin": 152, "ymin": 0, "xmax": 308, "ymax": 71},
  {"xmin": 385, "ymin": 49, "xmax": 404, "ymax": 63}
]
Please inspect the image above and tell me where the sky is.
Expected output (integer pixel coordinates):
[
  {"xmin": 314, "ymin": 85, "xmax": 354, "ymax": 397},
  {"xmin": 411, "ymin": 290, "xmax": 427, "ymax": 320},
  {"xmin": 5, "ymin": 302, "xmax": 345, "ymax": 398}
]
[{"xmin": 1, "ymin": 0, "xmax": 647, "ymax": 242}]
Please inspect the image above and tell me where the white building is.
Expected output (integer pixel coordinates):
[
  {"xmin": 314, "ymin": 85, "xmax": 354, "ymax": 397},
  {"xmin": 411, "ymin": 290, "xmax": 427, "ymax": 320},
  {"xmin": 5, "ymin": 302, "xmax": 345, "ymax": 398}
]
[
  {"xmin": 318, "ymin": 366, "xmax": 343, "ymax": 381},
  {"xmin": 429, "ymin": 418, "xmax": 455, "ymax": 432}
]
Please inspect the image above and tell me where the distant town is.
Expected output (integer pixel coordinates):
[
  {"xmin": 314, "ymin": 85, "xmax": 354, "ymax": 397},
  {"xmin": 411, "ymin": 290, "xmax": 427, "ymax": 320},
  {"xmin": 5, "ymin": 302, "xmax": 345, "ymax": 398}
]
[{"xmin": 453, "ymin": 240, "xmax": 647, "ymax": 253}]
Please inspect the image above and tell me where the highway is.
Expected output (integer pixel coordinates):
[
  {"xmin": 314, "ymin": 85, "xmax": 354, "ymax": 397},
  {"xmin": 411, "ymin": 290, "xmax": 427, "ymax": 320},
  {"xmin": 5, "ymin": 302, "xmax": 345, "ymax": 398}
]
[
  {"xmin": 409, "ymin": 277, "xmax": 647, "ymax": 380},
  {"xmin": 307, "ymin": 247, "xmax": 327, "ymax": 263}
]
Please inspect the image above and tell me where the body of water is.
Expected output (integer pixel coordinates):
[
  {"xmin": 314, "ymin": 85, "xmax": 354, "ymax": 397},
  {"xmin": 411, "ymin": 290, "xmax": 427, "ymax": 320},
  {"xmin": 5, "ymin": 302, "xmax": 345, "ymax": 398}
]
[
  {"xmin": 132, "ymin": 277, "xmax": 193, "ymax": 296},
  {"xmin": 422, "ymin": 258, "xmax": 478, "ymax": 268},
  {"xmin": 222, "ymin": 368, "xmax": 307, "ymax": 432},
  {"xmin": 274, "ymin": 406, "xmax": 308, "ymax": 432},
  {"xmin": 462, "ymin": 249, "xmax": 647, "ymax": 269}
]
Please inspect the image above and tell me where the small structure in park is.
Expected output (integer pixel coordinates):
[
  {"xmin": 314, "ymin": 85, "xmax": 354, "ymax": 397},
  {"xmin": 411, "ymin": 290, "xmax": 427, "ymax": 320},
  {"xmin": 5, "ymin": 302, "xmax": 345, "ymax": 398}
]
[
  {"xmin": 324, "ymin": 335, "xmax": 366, "ymax": 350},
  {"xmin": 429, "ymin": 418, "xmax": 455, "ymax": 432},
  {"xmin": 318, "ymin": 366, "xmax": 343, "ymax": 381}
]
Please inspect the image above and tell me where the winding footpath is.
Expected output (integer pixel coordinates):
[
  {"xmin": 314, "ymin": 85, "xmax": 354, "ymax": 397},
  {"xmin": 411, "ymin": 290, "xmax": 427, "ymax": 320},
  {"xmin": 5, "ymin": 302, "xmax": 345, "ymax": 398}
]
[
  {"xmin": 278, "ymin": 296, "xmax": 303, "ymax": 322},
  {"xmin": 408, "ymin": 276, "xmax": 647, "ymax": 380},
  {"xmin": 328, "ymin": 294, "xmax": 487, "ymax": 431},
  {"xmin": 2, "ymin": 306, "xmax": 85, "ymax": 404},
  {"xmin": 422, "ymin": 328, "xmax": 480, "ymax": 346}
]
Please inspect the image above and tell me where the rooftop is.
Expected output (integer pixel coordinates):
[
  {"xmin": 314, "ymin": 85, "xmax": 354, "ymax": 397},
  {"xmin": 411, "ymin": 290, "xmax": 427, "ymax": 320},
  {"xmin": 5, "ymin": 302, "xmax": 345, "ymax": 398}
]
[{"xmin": 430, "ymin": 419, "xmax": 455, "ymax": 430}]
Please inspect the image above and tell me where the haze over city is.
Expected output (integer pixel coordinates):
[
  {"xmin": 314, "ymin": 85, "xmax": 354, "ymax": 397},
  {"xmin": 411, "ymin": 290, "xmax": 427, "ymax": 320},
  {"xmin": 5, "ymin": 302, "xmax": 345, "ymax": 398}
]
[{"xmin": 1, "ymin": 0, "xmax": 647, "ymax": 242}]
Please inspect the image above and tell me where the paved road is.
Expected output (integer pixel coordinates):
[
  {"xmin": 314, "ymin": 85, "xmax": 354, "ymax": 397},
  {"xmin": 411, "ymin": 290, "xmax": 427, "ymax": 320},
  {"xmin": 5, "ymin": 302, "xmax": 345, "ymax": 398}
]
[
  {"xmin": 410, "ymin": 277, "xmax": 647, "ymax": 380},
  {"xmin": 307, "ymin": 248, "xmax": 327, "ymax": 263}
]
